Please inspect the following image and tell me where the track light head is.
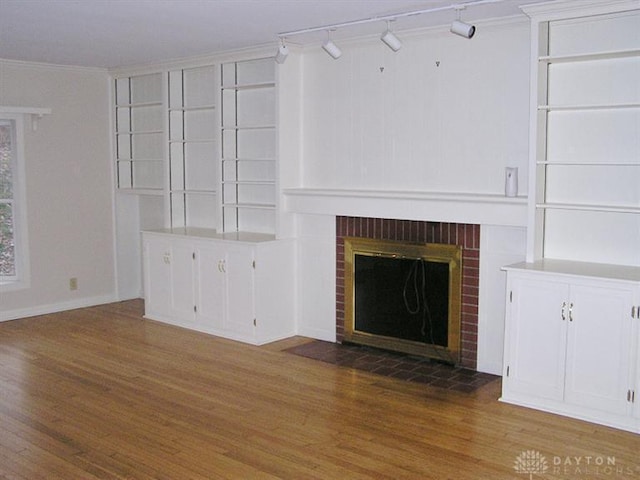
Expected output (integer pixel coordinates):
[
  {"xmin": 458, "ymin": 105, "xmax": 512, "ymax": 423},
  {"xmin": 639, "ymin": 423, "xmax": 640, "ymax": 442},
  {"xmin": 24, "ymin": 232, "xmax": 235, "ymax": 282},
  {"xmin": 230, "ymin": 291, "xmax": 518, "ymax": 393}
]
[
  {"xmin": 322, "ymin": 39, "xmax": 342, "ymax": 59},
  {"xmin": 275, "ymin": 42, "xmax": 289, "ymax": 64},
  {"xmin": 450, "ymin": 19, "xmax": 475, "ymax": 38},
  {"xmin": 381, "ymin": 28, "xmax": 402, "ymax": 52}
]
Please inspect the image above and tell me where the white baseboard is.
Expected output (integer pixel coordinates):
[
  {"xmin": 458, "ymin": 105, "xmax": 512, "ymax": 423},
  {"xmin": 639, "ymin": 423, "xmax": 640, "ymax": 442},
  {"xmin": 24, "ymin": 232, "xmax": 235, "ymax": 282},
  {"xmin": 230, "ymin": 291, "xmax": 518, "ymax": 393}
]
[
  {"xmin": 0, "ymin": 294, "xmax": 117, "ymax": 322},
  {"xmin": 297, "ymin": 326, "xmax": 336, "ymax": 343},
  {"xmin": 476, "ymin": 359, "xmax": 503, "ymax": 376}
]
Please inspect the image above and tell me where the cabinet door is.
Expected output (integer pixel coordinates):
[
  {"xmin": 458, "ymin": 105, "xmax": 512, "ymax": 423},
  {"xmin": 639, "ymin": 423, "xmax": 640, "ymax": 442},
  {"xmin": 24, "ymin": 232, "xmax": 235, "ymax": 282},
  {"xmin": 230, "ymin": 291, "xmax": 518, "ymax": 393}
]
[
  {"xmin": 222, "ymin": 245, "xmax": 255, "ymax": 339},
  {"xmin": 143, "ymin": 237, "xmax": 173, "ymax": 319},
  {"xmin": 504, "ymin": 275, "xmax": 569, "ymax": 401},
  {"xmin": 635, "ymin": 321, "xmax": 640, "ymax": 423},
  {"xmin": 168, "ymin": 241, "xmax": 197, "ymax": 323},
  {"xmin": 564, "ymin": 284, "xmax": 634, "ymax": 415},
  {"xmin": 194, "ymin": 244, "xmax": 225, "ymax": 331}
]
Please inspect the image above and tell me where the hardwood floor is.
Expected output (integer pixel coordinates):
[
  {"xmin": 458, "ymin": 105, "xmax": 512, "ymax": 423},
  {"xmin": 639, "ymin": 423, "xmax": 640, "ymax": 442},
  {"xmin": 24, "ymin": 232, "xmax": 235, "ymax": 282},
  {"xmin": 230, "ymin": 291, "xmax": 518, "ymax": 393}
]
[{"xmin": 0, "ymin": 300, "xmax": 638, "ymax": 479}]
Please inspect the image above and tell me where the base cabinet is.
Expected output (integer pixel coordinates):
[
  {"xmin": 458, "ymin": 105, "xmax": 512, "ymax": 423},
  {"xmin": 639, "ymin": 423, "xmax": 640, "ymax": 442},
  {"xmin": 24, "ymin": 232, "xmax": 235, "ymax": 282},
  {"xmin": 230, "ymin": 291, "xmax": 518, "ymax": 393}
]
[
  {"xmin": 501, "ymin": 261, "xmax": 640, "ymax": 434},
  {"xmin": 142, "ymin": 230, "xmax": 295, "ymax": 345}
]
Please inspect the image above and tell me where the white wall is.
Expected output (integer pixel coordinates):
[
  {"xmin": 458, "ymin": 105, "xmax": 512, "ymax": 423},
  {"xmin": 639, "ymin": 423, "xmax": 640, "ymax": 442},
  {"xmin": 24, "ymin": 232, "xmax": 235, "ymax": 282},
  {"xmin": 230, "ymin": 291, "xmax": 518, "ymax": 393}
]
[
  {"xmin": 295, "ymin": 214, "xmax": 336, "ymax": 341},
  {"xmin": 478, "ymin": 225, "xmax": 526, "ymax": 374},
  {"xmin": 300, "ymin": 18, "xmax": 530, "ymax": 194},
  {"xmin": 0, "ymin": 60, "xmax": 116, "ymax": 319}
]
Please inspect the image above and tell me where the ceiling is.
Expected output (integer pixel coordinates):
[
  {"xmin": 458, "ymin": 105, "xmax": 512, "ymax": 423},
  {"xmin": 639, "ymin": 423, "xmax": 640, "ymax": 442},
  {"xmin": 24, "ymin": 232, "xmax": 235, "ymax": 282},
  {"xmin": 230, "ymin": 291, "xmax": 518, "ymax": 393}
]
[{"xmin": 0, "ymin": 0, "xmax": 543, "ymax": 69}]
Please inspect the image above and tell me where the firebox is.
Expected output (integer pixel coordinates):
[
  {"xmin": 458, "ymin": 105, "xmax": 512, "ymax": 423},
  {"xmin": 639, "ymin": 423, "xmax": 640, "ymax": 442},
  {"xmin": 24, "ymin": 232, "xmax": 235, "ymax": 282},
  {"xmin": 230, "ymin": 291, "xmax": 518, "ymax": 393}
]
[{"xmin": 343, "ymin": 237, "xmax": 462, "ymax": 364}]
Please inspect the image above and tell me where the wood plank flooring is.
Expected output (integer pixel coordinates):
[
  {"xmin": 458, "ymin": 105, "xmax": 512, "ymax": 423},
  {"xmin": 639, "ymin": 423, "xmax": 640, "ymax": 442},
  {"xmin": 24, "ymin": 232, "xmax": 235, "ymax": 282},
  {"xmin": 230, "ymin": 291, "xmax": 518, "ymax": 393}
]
[{"xmin": 0, "ymin": 300, "xmax": 638, "ymax": 479}]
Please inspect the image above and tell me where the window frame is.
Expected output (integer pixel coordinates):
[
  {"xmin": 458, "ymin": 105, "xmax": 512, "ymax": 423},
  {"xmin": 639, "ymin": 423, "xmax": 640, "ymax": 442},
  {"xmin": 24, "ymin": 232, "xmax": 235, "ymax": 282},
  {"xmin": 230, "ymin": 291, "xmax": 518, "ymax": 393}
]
[{"xmin": 0, "ymin": 113, "xmax": 30, "ymax": 292}]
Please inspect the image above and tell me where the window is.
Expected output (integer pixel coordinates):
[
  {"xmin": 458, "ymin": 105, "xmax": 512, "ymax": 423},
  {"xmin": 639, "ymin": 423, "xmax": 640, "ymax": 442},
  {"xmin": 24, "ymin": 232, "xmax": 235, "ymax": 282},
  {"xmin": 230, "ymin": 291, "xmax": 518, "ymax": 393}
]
[{"xmin": 0, "ymin": 114, "xmax": 29, "ymax": 289}]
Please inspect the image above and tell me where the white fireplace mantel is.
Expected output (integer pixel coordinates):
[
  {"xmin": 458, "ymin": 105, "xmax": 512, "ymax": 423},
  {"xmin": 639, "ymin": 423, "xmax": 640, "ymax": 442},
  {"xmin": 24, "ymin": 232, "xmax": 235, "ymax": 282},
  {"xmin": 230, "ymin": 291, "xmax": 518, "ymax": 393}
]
[{"xmin": 283, "ymin": 188, "xmax": 527, "ymax": 227}]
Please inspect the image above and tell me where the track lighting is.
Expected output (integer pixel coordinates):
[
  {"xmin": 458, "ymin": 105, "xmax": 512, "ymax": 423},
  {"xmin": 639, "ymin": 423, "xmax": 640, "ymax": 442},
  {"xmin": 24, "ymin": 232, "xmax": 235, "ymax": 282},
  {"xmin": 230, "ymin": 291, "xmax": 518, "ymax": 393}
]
[
  {"xmin": 380, "ymin": 21, "xmax": 402, "ymax": 52},
  {"xmin": 275, "ymin": 40, "xmax": 289, "ymax": 64},
  {"xmin": 450, "ymin": 6, "xmax": 475, "ymax": 38},
  {"xmin": 278, "ymin": 0, "xmax": 497, "ymax": 53},
  {"xmin": 322, "ymin": 39, "xmax": 342, "ymax": 59},
  {"xmin": 450, "ymin": 19, "xmax": 475, "ymax": 38},
  {"xmin": 322, "ymin": 31, "xmax": 342, "ymax": 59}
]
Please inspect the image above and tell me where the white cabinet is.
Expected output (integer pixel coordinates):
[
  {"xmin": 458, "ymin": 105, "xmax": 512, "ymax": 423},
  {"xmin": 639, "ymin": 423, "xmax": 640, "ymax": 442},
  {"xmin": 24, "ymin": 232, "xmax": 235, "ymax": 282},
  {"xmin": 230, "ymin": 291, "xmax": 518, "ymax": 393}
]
[
  {"xmin": 143, "ymin": 233, "xmax": 213, "ymax": 328},
  {"xmin": 503, "ymin": 275, "xmax": 568, "ymax": 401},
  {"xmin": 142, "ymin": 235, "xmax": 174, "ymax": 319},
  {"xmin": 502, "ymin": 261, "xmax": 640, "ymax": 433},
  {"xmin": 142, "ymin": 229, "xmax": 295, "ymax": 345},
  {"xmin": 564, "ymin": 284, "xmax": 634, "ymax": 415}
]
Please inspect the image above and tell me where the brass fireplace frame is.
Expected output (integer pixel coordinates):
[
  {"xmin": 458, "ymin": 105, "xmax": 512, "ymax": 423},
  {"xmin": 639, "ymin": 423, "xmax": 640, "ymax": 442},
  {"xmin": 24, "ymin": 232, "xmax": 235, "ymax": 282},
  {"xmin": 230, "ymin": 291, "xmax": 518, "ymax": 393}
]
[{"xmin": 343, "ymin": 237, "xmax": 462, "ymax": 364}]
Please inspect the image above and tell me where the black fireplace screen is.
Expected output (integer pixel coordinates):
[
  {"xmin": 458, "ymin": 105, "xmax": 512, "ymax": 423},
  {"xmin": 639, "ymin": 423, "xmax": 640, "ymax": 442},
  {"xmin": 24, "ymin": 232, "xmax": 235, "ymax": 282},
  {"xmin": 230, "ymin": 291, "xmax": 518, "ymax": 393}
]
[{"xmin": 354, "ymin": 254, "xmax": 449, "ymax": 347}]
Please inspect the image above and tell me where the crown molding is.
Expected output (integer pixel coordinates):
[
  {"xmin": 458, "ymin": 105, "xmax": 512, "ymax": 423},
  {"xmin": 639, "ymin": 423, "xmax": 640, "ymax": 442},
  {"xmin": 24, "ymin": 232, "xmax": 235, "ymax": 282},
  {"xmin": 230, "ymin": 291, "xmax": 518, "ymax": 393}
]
[
  {"xmin": 0, "ymin": 57, "xmax": 108, "ymax": 74},
  {"xmin": 108, "ymin": 43, "xmax": 276, "ymax": 77},
  {"xmin": 520, "ymin": 0, "xmax": 639, "ymax": 20}
]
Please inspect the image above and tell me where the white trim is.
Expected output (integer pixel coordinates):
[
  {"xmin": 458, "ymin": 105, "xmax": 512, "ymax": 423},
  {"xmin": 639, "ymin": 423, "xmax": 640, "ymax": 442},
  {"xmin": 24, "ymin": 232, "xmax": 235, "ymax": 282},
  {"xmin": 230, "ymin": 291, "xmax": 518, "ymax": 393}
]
[
  {"xmin": 521, "ymin": 0, "xmax": 640, "ymax": 20},
  {"xmin": 297, "ymin": 326, "xmax": 336, "ymax": 343},
  {"xmin": 0, "ymin": 114, "xmax": 30, "ymax": 292},
  {"xmin": 283, "ymin": 188, "xmax": 528, "ymax": 227},
  {"xmin": 0, "ymin": 106, "xmax": 51, "ymax": 132},
  {"xmin": 0, "ymin": 57, "xmax": 108, "ymax": 73},
  {"xmin": 109, "ymin": 44, "xmax": 276, "ymax": 78},
  {"xmin": 0, "ymin": 294, "xmax": 118, "ymax": 322},
  {"xmin": 0, "ymin": 106, "xmax": 51, "ymax": 116}
]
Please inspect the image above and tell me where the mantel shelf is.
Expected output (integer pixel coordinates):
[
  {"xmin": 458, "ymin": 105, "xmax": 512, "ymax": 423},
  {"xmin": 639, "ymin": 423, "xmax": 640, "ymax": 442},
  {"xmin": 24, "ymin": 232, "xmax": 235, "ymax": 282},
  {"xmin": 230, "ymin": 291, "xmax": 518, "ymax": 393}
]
[{"xmin": 283, "ymin": 188, "xmax": 528, "ymax": 227}]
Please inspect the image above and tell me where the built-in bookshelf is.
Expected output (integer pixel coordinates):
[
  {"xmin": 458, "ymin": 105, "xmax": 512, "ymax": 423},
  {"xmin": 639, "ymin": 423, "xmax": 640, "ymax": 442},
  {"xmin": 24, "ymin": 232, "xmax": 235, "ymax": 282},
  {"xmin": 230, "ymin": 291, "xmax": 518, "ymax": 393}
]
[
  {"xmin": 529, "ymin": 9, "xmax": 640, "ymax": 266},
  {"xmin": 220, "ymin": 57, "xmax": 276, "ymax": 234},
  {"xmin": 168, "ymin": 65, "xmax": 218, "ymax": 229},
  {"xmin": 114, "ymin": 73, "xmax": 165, "ymax": 194}
]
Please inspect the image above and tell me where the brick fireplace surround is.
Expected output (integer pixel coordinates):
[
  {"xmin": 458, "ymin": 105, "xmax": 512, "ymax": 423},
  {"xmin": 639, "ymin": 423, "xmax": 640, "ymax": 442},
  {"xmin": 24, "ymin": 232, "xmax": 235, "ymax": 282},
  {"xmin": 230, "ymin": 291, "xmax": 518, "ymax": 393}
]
[{"xmin": 336, "ymin": 216, "xmax": 480, "ymax": 370}]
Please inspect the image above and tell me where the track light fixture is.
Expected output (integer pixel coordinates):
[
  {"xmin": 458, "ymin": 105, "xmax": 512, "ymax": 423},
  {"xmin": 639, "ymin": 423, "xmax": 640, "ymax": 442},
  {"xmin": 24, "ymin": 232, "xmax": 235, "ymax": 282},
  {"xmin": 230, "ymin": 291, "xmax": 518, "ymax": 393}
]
[
  {"xmin": 380, "ymin": 21, "xmax": 402, "ymax": 52},
  {"xmin": 277, "ymin": 0, "xmax": 499, "ymax": 56},
  {"xmin": 450, "ymin": 6, "xmax": 476, "ymax": 39},
  {"xmin": 322, "ymin": 31, "xmax": 342, "ymax": 59},
  {"xmin": 275, "ymin": 39, "xmax": 289, "ymax": 64}
]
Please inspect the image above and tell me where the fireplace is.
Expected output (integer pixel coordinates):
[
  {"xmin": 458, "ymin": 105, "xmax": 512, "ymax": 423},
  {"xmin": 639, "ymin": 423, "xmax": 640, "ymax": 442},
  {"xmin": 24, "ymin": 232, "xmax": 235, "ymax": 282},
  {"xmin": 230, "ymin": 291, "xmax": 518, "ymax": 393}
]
[
  {"xmin": 336, "ymin": 217, "xmax": 480, "ymax": 369},
  {"xmin": 344, "ymin": 237, "xmax": 462, "ymax": 364}
]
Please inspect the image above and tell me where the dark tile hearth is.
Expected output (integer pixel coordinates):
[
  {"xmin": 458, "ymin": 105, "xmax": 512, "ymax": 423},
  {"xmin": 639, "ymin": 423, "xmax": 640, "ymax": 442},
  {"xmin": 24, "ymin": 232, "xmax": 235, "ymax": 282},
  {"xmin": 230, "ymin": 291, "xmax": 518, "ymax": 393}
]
[{"xmin": 286, "ymin": 340, "xmax": 499, "ymax": 393}]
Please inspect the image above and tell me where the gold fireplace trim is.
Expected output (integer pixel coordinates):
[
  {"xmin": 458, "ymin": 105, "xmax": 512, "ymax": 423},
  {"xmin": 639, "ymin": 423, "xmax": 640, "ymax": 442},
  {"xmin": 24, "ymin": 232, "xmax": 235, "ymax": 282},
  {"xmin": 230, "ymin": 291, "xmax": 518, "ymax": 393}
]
[{"xmin": 343, "ymin": 237, "xmax": 462, "ymax": 364}]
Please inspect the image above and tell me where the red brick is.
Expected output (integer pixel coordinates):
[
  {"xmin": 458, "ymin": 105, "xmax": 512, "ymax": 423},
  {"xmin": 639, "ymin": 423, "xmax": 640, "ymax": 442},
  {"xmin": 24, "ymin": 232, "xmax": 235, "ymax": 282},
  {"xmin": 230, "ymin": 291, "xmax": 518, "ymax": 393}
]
[
  {"xmin": 336, "ymin": 217, "xmax": 481, "ymax": 369},
  {"xmin": 462, "ymin": 284, "xmax": 479, "ymax": 296}
]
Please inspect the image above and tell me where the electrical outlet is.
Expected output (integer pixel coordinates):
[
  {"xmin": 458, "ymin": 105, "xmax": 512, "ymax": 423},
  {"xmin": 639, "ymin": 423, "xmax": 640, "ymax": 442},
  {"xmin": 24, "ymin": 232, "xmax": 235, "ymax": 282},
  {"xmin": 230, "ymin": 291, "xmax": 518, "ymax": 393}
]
[{"xmin": 69, "ymin": 277, "xmax": 78, "ymax": 291}]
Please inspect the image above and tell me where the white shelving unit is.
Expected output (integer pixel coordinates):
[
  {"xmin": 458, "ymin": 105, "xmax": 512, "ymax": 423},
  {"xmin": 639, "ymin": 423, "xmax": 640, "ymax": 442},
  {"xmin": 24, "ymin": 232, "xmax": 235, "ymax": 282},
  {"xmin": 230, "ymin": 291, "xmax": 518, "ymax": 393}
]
[
  {"xmin": 168, "ymin": 65, "xmax": 218, "ymax": 229},
  {"xmin": 502, "ymin": 1, "xmax": 640, "ymax": 434},
  {"xmin": 220, "ymin": 58, "xmax": 276, "ymax": 234},
  {"xmin": 529, "ymin": 7, "xmax": 640, "ymax": 266},
  {"xmin": 114, "ymin": 73, "xmax": 165, "ymax": 194}
]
